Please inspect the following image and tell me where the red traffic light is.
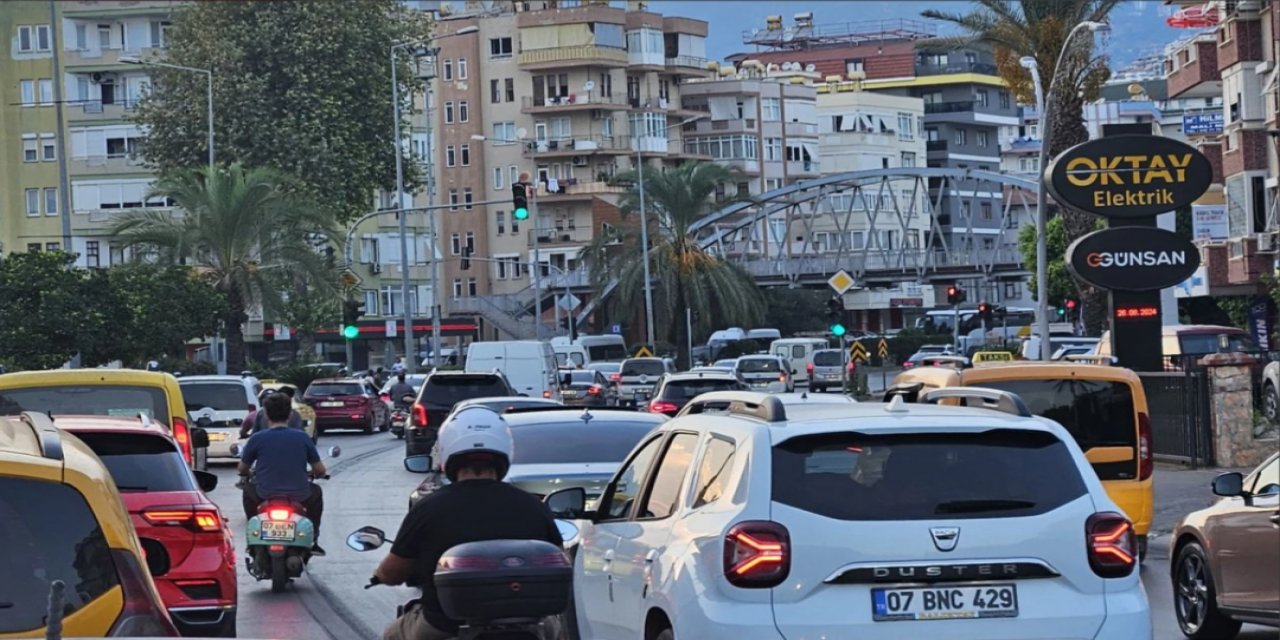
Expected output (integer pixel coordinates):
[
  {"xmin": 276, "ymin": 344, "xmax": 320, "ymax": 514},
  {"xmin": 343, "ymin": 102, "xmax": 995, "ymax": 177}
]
[{"xmin": 1066, "ymin": 299, "xmax": 1078, "ymax": 310}]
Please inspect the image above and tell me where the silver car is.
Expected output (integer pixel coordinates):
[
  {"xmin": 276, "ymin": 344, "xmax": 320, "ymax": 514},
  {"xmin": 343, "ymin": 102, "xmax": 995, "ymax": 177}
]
[
  {"xmin": 733, "ymin": 355, "xmax": 795, "ymax": 393},
  {"xmin": 616, "ymin": 357, "xmax": 673, "ymax": 407},
  {"xmin": 808, "ymin": 348, "xmax": 849, "ymax": 393}
]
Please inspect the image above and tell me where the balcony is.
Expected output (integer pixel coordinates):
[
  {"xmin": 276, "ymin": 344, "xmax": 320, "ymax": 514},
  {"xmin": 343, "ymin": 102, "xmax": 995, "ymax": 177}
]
[
  {"xmin": 1166, "ymin": 38, "xmax": 1221, "ymax": 99},
  {"xmin": 72, "ymin": 99, "xmax": 141, "ymax": 121},
  {"xmin": 73, "ymin": 206, "xmax": 175, "ymax": 230},
  {"xmin": 522, "ymin": 93, "xmax": 630, "ymax": 114},
  {"xmin": 522, "ymin": 135, "xmax": 631, "ymax": 159},
  {"xmin": 926, "ymin": 139, "xmax": 948, "ymax": 152},
  {"xmin": 529, "ymin": 226, "xmax": 593, "ymax": 248},
  {"xmin": 915, "ymin": 61, "xmax": 998, "ymax": 76},
  {"xmin": 518, "ymin": 45, "xmax": 628, "ymax": 70},
  {"xmin": 664, "ymin": 55, "xmax": 710, "ymax": 76},
  {"xmin": 68, "ymin": 154, "xmax": 148, "ymax": 176},
  {"xmin": 786, "ymin": 160, "xmax": 821, "ymax": 176},
  {"xmin": 924, "ymin": 100, "xmax": 976, "ymax": 114},
  {"xmin": 1222, "ymin": 129, "xmax": 1269, "ymax": 175},
  {"xmin": 535, "ymin": 179, "xmax": 626, "ymax": 201},
  {"xmin": 1216, "ymin": 15, "xmax": 1265, "ymax": 71}
]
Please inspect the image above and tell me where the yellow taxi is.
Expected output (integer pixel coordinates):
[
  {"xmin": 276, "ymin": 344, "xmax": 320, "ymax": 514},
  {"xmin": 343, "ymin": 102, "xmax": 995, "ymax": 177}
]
[
  {"xmin": 888, "ymin": 360, "xmax": 1155, "ymax": 559},
  {"xmin": 258, "ymin": 380, "xmax": 319, "ymax": 441},
  {"xmin": 0, "ymin": 411, "xmax": 179, "ymax": 637},
  {"xmin": 0, "ymin": 369, "xmax": 197, "ymax": 467}
]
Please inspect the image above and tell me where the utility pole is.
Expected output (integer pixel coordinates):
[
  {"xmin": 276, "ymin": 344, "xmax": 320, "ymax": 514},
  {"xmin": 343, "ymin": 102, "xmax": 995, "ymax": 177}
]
[
  {"xmin": 48, "ymin": 0, "xmax": 71, "ymax": 251},
  {"xmin": 530, "ymin": 185, "xmax": 543, "ymax": 340}
]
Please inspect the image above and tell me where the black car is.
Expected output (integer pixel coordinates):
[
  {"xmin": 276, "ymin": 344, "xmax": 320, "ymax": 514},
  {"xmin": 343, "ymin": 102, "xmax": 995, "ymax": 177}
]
[
  {"xmin": 645, "ymin": 372, "xmax": 748, "ymax": 417},
  {"xmin": 405, "ymin": 371, "xmax": 516, "ymax": 456},
  {"xmin": 560, "ymin": 370, "xmax": 617, "ymax": 407}
]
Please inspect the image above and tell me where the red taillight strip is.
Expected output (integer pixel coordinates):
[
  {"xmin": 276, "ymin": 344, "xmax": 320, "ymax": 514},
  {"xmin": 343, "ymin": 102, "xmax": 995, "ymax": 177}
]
[
  {"xmin": 172, "ymin": 416, "xmax": 192, "ymax": 465},
  {"xmin": 142, "ymin": 506, "xmax": 222, "ymax": 532},
  {"xmin": 267, "ymin": 508, "xmax": 292, "ymax": 521}
]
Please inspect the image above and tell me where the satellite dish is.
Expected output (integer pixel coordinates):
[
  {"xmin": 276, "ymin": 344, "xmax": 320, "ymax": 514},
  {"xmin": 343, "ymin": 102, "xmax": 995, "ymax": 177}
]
[
  {"xmin": 805, "ymin": 64, "xmax": 816, "ymax": 72},
  {"xmin": 515, "ymin": 127, "xmax": 528, "ymax": 140},
  {"xmin": 583, "ymin": 80, "xmax": 596, "ymax": 92}
]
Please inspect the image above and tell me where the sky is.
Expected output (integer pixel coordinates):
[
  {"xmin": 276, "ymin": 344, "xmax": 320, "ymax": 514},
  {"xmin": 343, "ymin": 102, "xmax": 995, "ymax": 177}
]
[{"xmin": 644, "ymin": 1, "xmax": 1202, "ymax": 68}]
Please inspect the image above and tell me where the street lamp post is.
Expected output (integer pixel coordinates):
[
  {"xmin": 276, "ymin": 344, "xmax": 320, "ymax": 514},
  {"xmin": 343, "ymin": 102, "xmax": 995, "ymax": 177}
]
[{"xmin": 1019, "ymin": 20, "xmax": 1106, "ymax": 360}]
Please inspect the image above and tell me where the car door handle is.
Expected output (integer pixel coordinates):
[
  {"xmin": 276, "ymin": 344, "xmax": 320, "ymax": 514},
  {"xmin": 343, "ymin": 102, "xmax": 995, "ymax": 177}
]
[
  {"xmin": 644, "ymin": 550, "xmax": 657, "ymax": 564},
  {"xmin": 602, "ymin": 549, "xmax": 614, "ymax": 568}
]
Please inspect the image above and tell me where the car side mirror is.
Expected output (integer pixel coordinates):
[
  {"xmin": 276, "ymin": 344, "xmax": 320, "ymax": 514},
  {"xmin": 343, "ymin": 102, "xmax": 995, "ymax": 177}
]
[
  {"xmin": 327, "ymin": 446, "xmax": 342, "ymax": 458},
  {"xmin": 193, "ymin": 470, "xmax": 218, "ymax": 493},
  {"xmin": 190, "ymin": 427, "xmax": 210, "ymax": 449},
  {"xmin": 231, "ymin": 418, "xmax": 244, "ymax": 426},
  {"xmin": 1212, "ymin": 472, "xmax": 1245, "ymax": 498},
  {"xmin": 346, "ymin": 525, "xmax": 388, "ymax": 552},
  {"xmin": 404, "ymin": 454, "xmax": 433, "ymax": 473},
  {"xmin": 229, "ymin": 443, "xmax": 241, "ymax": 458},
  {"xmin": 545, "ymin": 486, "xmax": 587, "ymax": 519},
  {"xmin": 196, "ymin": 416, "xmax": 213, "ymax": 429}
]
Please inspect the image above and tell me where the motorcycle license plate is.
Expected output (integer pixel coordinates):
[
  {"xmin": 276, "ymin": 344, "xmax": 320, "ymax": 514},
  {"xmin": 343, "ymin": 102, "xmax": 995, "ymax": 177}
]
[
  {"xmin": 260, "ymin": 521, "xmax": 297, "ymax": 542},
  {"xmin": 872, "ymin": 584, "xmax": 1018, "ymax": 621},
  {"xmin": 320, "ymin": 401, "xmax": 343, "ymax": 407}
]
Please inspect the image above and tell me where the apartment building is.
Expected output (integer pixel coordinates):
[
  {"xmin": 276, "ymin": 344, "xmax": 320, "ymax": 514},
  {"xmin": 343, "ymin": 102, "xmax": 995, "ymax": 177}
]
[{"xmin": 398, "ymin": 0, "xmax": 710, "ymax": 340}]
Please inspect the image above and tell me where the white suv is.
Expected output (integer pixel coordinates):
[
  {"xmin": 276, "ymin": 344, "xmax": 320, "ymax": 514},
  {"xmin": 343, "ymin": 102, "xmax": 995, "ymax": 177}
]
[{"xmin": 546, "ymin": 388, "xmax": 1150, "ymax": 640}]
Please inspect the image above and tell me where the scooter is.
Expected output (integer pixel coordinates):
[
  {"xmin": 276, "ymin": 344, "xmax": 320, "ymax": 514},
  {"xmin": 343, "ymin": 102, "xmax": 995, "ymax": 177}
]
[
  {"xmin": 231, "ymin": 442, "xmax": 341, "ymax": 593},
  {"xmin": 389, "ymin": 393, "xmax": 415, "ymax": 439},
  {"xmin": 347, "ymin": 525, "xmax": 575, "ymax": 640}
]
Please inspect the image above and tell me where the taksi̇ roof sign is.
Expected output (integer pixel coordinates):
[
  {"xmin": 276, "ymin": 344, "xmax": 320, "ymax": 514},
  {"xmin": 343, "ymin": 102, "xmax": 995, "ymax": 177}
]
[
  {"xmin": 1065, "ymin": 226, "xmax": 1201, "ymax": 291},
  {"xmin": 1045, "ymin": 135, "xmax": 1212, "ymax": 219}
]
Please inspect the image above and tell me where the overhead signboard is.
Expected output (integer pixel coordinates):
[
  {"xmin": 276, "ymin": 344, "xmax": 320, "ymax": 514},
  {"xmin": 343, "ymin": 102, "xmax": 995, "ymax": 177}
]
[
  {"xmin": 1182, "ymin": 112, "xmax": 1223, "ymax": 135},
  {"xmin": 1191, "ymin": 204, "xmax": 1228, "ymax": 241},
  {"xmin": 1044, "ymin": 135, "xmax": 1213, "ymax": 219},
  {"xmin": 1066, "ymin": 226, "xmax": 1201, "ymax": 291}
]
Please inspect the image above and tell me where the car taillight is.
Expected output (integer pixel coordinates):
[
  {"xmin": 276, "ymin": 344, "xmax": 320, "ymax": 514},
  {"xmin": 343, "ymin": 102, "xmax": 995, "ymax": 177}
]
[
  {"xmin": 724, "ymin": 521, "xmax": 790, "ymax": 588},
  {"xmin": 806, "ymin": 362, "xmax": 814, "ymax": 376},
  {"xmin": 380, "ymin": 393, "xmax": 390, "ymax": 402},
  {"xmin": 107, "ymin": 549, "xmax": 181, "ymax": 637},
  {"xmin": 587, "ymin": 385, "xmax": 602, "ymax": 396},
  {"xmin": 412, "ymin": 403, "xmax": 427, "ymax": 427},
  {"xmin": 267, "ymin": 508, "xmax": 292, "ymax": 522},
  {"xmin": 143, "ymin": 506, "xmax": 223, "ymax": 533},
  {"xmin": 1137, "ymin": 412, "xmax": 1152, "ymax": 481},
  {"xmin": 649, "ymin": 400, "xmax": 679, "ymax": 414},
  {"xmin": 1086, "ymin": 512, "xmax": 1137, "ymax": 578},
  {"xmin": 847, "ymin": 361, "xmax": 856, "ymax": 373},
  {"xmin": 778, "ymin": 372, "xmax": 787, "ymax": 382},
  {"xmin": 543, "ymin": 390, "xmax": 552, "ymax": 398},
  {"xmin": 610, "ymin": 373, "xmax": 621, "ymax": 383},
  {"xmin": 171, "ymin": 416, "xmax": 192, "ymax": 465}
]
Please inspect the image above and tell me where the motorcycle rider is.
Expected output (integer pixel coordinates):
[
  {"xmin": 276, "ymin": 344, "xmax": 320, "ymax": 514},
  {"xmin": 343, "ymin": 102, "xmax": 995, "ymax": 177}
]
[
  {"xmin": 240, "ymin": 385, "xmax": 305, "ymax": 438},
  {"xmin": 374, "ymin": 406, "xmax": 563, "ymax": 640},
  {"xmin": 239, "ymin": 392, "xmax": 328, "ymax": 556},
  {"xmin": 387, "ymin": 372, "xmax": 416, "ymax": 409}
]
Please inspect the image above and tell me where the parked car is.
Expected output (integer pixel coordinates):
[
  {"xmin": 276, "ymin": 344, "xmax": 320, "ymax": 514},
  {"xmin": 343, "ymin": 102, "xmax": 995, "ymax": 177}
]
[
  {"xmin": 405, "ymin": 371, "xmax": 517, "ymax": 456},
  {"xmin": 646, "ymin": 371, "xmax": 748, "ymax": 417},
  {"xmin": 302, "ymin": 378, "xmax": 390, "ymax": 434},
  {"xmin": 616, "ymin": 357, "xmax": 676, "ymax": 408},
  {"xmin": 1263, "ymin": 361, "xmax": 1279, "ymax": 424},
  {"xmin": 0, "ymin": 368, "xmax": 198, "ymax": 468},
  {"xmin": 180, "ymin": 375, "xmax": 264, "ymax": 462},
  {"xmin": 56, "ymin": 415, "xmax": 237, "ymax": 636},
  {"xmin": 546, "ymin": 388, "xmax": 1150, "ymax": 639},
  {"xmin": 0, "ymin": 411, "xmax": 181, "ymax": 637},
  {"xmin": 561, "ymin": 369, "xmax": 618, "ymax": 407},
  {"xmin": 808, "ymin": 348, "xmax": 853, "ymax": 393},
  {"xmin": 734, "ymin": 354, "xmax": 795, "ymax": 393}
]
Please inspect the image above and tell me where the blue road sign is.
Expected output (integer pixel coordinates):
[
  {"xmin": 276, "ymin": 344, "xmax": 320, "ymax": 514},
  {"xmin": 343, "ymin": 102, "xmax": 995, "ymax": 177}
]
[{"xmin": 610, "ymin": 324, "xmax": 622, "ymax": 335}]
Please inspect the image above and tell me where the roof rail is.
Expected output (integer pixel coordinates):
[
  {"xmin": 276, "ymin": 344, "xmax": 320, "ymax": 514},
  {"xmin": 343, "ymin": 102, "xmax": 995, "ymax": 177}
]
[
  {"xmin": 676, "ymin": 391, "xmax": 787, "ymax": 423},
  {"xmin": 1064, "ymin": 354, "xmax": 1118, "ymax": 365},
  {"xmin": 21, "ymin": 411, "xmax": 63, "ymax": 461},
  {"xmin": 918, "ymin": 387, "xmax": 1032, "ymax": 418}
]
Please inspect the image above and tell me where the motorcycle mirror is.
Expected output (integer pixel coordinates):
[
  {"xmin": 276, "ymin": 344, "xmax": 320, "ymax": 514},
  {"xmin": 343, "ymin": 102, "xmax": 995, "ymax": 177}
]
[
  {"xmin": 229, "ymin": 443, "xmax": 242, "ymax": 458},
  {"xmin": 403, "ymin": 454, "xmax": 433, "ymax": 473},
  {"xmin": 193, "ymin": 470, "xmax": 219, "ymax": 493},
  {"xmin": 346, "ymin": 526, "xmax": 388, "ymax": 552},
  {"xmin": 328, "ymin": 446, "xmax": 342, "ymax": 458}
]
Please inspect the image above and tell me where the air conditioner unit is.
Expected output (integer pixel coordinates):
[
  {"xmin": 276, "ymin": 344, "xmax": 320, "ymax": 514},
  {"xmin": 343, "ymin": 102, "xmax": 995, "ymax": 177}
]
[
  {"xmin": 371, "ymin": 263, "xmax": 383, "ymax": 274},
  {"xmin": 90, "ymin": 71, "xmax": 116, "ymax": 84},
  {"xmin": 572, "ymin": 156, "xmax": 588, "ymax": 166}
]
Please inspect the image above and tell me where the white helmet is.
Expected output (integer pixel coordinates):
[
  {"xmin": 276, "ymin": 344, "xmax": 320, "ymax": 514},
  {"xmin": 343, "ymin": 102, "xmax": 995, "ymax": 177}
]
[{"xmin": 436, "ymin": 406, "xmax": 513, "ymax": 481}]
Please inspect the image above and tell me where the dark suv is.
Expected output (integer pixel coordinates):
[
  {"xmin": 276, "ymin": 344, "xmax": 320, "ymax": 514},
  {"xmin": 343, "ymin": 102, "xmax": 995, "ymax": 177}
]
[
  {"xmin": 406, "ymin": 371, "xmax": 516, "ymax": 456},
  {"xmin": 645, "ymin": 371, "xmax": 748, "ymax": 417}
]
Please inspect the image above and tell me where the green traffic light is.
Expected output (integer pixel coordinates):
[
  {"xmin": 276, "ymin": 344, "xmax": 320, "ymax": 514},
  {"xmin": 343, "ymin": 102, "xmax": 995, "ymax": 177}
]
[
  {"xmin": 514, "ymin": 207, "xmax": 529, "ymax": 220},
  {"xmin": 341, "ymin": 325, "xmax": 359, "ymax": 339},
  {"xmin": 831, "ymin": 324, "xmax": 846, "ymax": 337},
  {"xmin": 1056, "ymin": 307, "xmax": 1066, "ymax": 318}
]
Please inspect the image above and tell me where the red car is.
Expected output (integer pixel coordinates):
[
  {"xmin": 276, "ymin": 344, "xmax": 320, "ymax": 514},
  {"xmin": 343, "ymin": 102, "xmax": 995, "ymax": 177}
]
[
  {"xmin": 57, "ymin": 415, "xmax": 238, "ymax": 637},
  {"xmin": 303, "ymin": 378, "xmax": 390, "ymax": 434}
]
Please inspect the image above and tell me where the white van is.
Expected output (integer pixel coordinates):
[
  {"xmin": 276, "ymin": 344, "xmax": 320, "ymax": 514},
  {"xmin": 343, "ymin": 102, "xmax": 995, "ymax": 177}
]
[
  {"xmin": 573, "ymin": 335, "xmax": 629, "ymax": 363},
  {"xmin": 769, "ymin": 337, "xmax": 830, "ymax": 385},
  {"xmin": 745, "ymin": 328, "xmax": 782, "ymax": 342},
  {"xmin": 465, "ymin": 341, "xmax": 562, "ymax": 401},
  {"xmin": 550, "ymin": 337, "xmax": 588, "ymax": 369}
]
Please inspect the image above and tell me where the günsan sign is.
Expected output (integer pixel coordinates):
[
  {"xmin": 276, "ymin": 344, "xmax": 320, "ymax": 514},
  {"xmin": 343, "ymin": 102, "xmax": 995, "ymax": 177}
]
[
  {"xmin": 1066, "ymin": 227, "xmax": 1201, "ymax": 291},
  {"xmin": 1045, "ymin": 135, "xmax": 1212, "ymax": 218}
]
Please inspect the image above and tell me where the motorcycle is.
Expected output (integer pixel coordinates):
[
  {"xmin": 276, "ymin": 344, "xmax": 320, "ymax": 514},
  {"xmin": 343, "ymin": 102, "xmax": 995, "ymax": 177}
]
[
  {"xmin": 390, "ymin": 393, "xmax": 415, "ymax": 439},
  {"xmin": 347, "ymin": 524, "xmax": 576, "ymax": 640},
  {"xmin": 230, "ymin": 442, "xmax": 341, "ymax": 593}
]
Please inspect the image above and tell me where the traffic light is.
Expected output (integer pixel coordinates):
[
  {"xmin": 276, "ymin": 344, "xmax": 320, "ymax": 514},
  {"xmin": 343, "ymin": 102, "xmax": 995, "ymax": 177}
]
[
  {"xmin": 977, "ymin": 302, "xmax": 993, "ymax": 324},
  {"xmin": 1056, "ymin": 303, "xmax": 1067, "ymax": 318},
  {"xmin": 826, "ymin": 297, "xmax": 845, "ymax": 336},
  {"xmin": 341, "ymin": 299, "xmax": 364, "ymax": 340},
  {"xmin": 512, "ymin": 183, "xmax": 529, "ymax": 221},
  {"xmin": 946, "ymin": 284, "xmax": 966, "ymax": 305},
  {"xmin": 1066, "ymin": 299, "xmax": 1078, "ymax": 311}
]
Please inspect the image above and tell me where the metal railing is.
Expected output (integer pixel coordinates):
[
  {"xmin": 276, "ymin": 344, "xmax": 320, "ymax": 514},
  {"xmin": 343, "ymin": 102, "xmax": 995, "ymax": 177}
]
[
  {"xmin": 924, "ymin": 100, "xmax": 977, "ymax": 114},
  {"xmin": 521, "ymin": 93, "xmax": 629, "ymax": 110},
  {"xmin": 915, "ymin": 61, "xmax": 999, "ymax": 76},
  {"xmin": 665, "ymin": 55, "xmax": 710, "ymax": 69},
  {"xmin": 528, "ymin": 226, "xmax": 592, "ymax": 246},
  {"xmin": 522, "ymin": 135, "xmax": 630, "ymax": 157},
  {"xmin": 518, "ymin": 45, "xmax": 627, "ymax": 66},
  {"xmin": 535, "ymin": 179, "xmax": 625, "ymax": 198}
]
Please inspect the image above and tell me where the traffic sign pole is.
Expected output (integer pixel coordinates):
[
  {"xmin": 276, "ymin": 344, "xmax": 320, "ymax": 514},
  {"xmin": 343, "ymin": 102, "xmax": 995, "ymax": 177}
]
[{"xmin": 841, "ymin": 335, "xmax": 849, "ymax": 395}]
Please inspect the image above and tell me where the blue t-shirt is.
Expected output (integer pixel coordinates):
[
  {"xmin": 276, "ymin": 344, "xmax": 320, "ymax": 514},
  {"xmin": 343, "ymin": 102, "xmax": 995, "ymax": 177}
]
[{"xmin": 241, "ymin": 426, "xmax": 320, "ymax": 501}]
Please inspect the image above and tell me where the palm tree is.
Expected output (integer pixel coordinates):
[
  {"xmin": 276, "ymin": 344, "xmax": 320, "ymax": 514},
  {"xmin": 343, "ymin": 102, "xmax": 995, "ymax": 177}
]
[
  {"xmin": 583, "ymin": 161, "xmax": 764, "ymax": 365},
  {"xmin": 112, "ymin": 163, "xmax": 338, "ymax": 370},
  {"xmin": 921, "ymin": 0, "xmax": 1119, "ymax": 333}
]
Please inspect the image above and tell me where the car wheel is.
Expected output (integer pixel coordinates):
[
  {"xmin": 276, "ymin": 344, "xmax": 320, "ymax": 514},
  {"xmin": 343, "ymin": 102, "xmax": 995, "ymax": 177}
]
[
  {"xmin": 362, "ymin": 413, "xmax": 375, "ymax": 434},
  {"xmin": 1265, "ymin": 382, "xmax": 1278, "ymax": 423},
  {"xmin": 379, "ymin": 413, "xmax": 390, "ymax": 432},
  {"xmin": 1174, "ymin": 541, "xmax": 1242, "ymax": 639}
]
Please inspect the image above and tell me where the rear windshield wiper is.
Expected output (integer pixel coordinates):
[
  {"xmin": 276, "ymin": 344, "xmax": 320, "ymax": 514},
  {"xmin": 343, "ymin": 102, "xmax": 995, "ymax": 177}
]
[
  {"xmin": 934, "ymin": 499, "xmax": 1036, "ymax": 514},
  {"xmin": 114, "ymin": 485, "xmax": 152, "ymax": 492}
]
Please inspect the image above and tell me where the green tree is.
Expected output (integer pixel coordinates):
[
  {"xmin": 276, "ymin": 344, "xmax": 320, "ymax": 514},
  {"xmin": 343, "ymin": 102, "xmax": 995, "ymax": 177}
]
[
  {"xmin": 108, "ymin": 264, "xmax": 225, "ymax": 366},
  {"xmin": 111, "ymin": 164, "xmax": 338, "ymax": 371},
  {"xmin": 583, "ymin": 162, "xmax": 764, "ymax": 367},
  {"xmin": 0, "ymin": 252, "xmax": 121, "ymax": 370},
  {"xmin": 761, "ymin": 288, "xmax": 829, "ymax": 337},
  {"xmin": 131, "ymin": 0, "xmax": 431, "ymax": 223},
  {"xmin": 277, "ymin": 276, "xmax": 342, "ymax": 362},
  {"xmin": 922, "ymin": 0, "xmax": 1119, "ymax": 333}
]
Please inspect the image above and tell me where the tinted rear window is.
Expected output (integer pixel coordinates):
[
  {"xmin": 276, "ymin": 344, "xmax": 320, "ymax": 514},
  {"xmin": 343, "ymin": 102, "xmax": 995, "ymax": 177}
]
[
  {"xmin": 511, "ymin": 421, "xmax": 656, "ymax": 464},
  {"xmin": 588, "ymin": 344, "xmax": 628, "ymax": 362},
  {"xmin": 424, "ymin": 376, "xmax": 510, "ymax": 404},
  {"xmin": 738, "ymin": 358, "xmax": 782, "ymax": 373},
  {"xmin": 661, "ymin": 379, "xmax": 746, "ymax": 400},
  {"xmin": 74, "ymin": 432, "xmax": 195, "ymax": 493},
  {"xmin": 1179, "ymin": 332, "xmax": 1257, "ymax": 355},
  {"xmin": 975, "ymin": 380, "xmax": 1136, "ymax": 449},
  {"xmin": 813, "ymin": 351, "xmax": 843, "ymax": 366},
  {"xmin": 306, "ymin": 383, "xmax": 364, "ymax": 397},
  {"xmin": 622, "ymin": 360, "xmax": 666, "ymax": 376},
  {"xmin": 569, "ymin": 371, "xmax": 598, "ymax": 385},
  {"xmin": 772, "ymin": 430, "xmax": 1086, "ymax": 520},
  {"xmin": 180, "ymin": 382, "xmax": 247, "ymax": 412},
  {"xmin": 0, "ymin": 385, "xmax": 169, "ymax": 422},
  {"xmin": 0, "ymin": 476, "xmax": 119, "ymax": 633}
]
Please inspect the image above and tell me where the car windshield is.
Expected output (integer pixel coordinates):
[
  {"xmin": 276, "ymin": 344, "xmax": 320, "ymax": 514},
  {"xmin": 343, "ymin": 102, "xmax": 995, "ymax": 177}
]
[
  {"xmin": 737, "ymin": 358, "xmax": 782, "ymax": 373},
  {"xmin": 587, "ymin": 344, "xmax": 628, "ymax": 362},
  {"xmin": 588, "ymin": 363, "xmax": 621, "ymax": 374},
  {"xmin": 306, "ymin": 383, "xmax": 364, "ymax": 397},
  {"xmin": 556, "ymin": 352, "xmax": 586, "ymax": 367},
  {"xmin": 180, "ymin": 382, "xmax": 247, "ymax": 412},
  {"xmin": 423, "ymin": 376, "xmax": 510, "ymax": 404},
  {"xmin": 568, "ymin": 371, "xmax": 598, "ymax": 385},
  {"xmin": 0, "ymin": 385, "xmax": 170, "ymax": 422},
  {"xmin": 510, "ymin": 421, "xmax": 656, "ymax": 465},
  {"xmin": 813, "ymin": 351, "xmax": 843, "ymax": 366},
  {"xmin": 661, "ymin": 378, "xmax": 744, "ymax": 400},
  {"xmin": 1179, "ymin": 333, "xmax": 1257, "ymax": 355},
  {"xmin": 621, "ymin": 360, "xmax": 665, "ymax": 376},
  {"xmin": 772, "ymin": 429, "xmax": 1086, "ymax": 520},
  {"xmin": 0, "ymin": 476, "xmax": 119, "ymax": 633},
  {"xmin": 380, "ymin": 376, "xmax": 426, "ymax": 393},
  {"xmin": 72, "ymin": 432, "xmax": 195, "ymax": 493}
]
